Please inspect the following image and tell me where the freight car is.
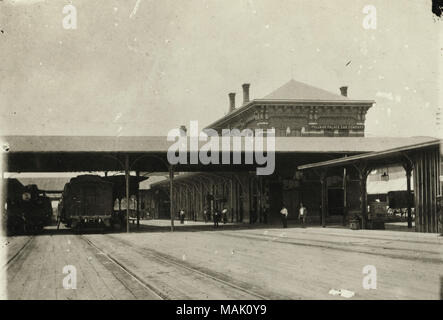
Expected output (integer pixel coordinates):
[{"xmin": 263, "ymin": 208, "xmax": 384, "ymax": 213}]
[
  {"xmin": 58, "ymin": 175, "xmax": 114, "ymax": 231},
  {"xmin": 3, "ymin": 180, "xmax": 53, "ymax": 235}
]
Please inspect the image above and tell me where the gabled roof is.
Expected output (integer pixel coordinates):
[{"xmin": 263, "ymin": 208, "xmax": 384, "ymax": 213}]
[
  {"xmin": 261, "ymin": 79, "xmax": 347, "ymax": 101},
  {"xmin": 206, "ymin": 79, "xmax": 373, "ymax": 129}
]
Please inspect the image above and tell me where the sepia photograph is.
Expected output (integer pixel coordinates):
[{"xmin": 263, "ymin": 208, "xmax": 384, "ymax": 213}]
[{"xmin": 0, "ymin": 0, "xmax": 442, "ymax": 308}]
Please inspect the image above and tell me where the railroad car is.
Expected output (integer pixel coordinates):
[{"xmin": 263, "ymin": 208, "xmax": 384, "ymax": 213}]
[
  {"xmin": 58, "ymin": 175, "xmax": 114, "ymax": 231},
  {"xmin": 4, "ymin": 180, "xmax": 53, "ymax": 235}
]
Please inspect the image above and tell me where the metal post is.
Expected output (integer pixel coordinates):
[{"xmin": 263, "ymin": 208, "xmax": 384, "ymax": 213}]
[
  {"xmin": 125, "ymin": 155, "xmax": 130, "ymax": 233},
  {"xmin": 343, "ymin": 167, "xmax": 347, "ymax": 226},
  {"xmin": 230, "ymin": 178, "xmax": 234, "ymax": 223},
  {"xmin": 406, "ymin": 166, "xmax": 412, "ymax": 228},
  {"xmin": 321, "ymin": 173, "xmax": 327, "ymax": 228},
  {"xmin": 136, "ymin": 171, "xmax": 140, "ymax": 229},
  {"xmin": 1, "ymin": 160, "xmax": 4, "ymax": 234},
  {"xmin": 169, "ymin": 165, "xmax": 174, "ymax": 232},
  {"xmin": 359, "ymin": 170, "xmax": 368, "ymax": 230},
  {"xmin": 257, "ymin": 177, "xmax": 262, "ymax": 223}
]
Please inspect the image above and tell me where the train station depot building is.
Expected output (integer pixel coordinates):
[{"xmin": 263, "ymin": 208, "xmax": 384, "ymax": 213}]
[
  {"xmin": 142, "ymin": 80, "xmax": 442, "ymax": 233},
  {"xmin": 2, "ymin": 79, "xmax": 442, "ymax": 233}
]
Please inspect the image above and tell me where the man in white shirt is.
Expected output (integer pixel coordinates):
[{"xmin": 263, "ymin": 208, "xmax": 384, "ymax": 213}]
[
  {"xmin": 213, "ymin": 209, "xmax": 220, "ymax": 228},
  {"xmin": 179, "ymin": 209, "xmax": 185, "ymax": 224},
  {"xmin": 299, "ymin": 203, "xmax": 307, "ymax": 227},
  {"xmin": 222, "ymin": 207, "xmax": 228, "ymax": 224},
  {"xmin": 280, "ymin": 205, "xmax": 288, "ymax": 228}
]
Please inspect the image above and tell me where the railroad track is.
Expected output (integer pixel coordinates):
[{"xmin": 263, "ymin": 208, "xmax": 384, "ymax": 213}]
[
  {"xmin": 79, "ymin": 235, "xmax": 166, "ymax": 300},
  {"xmin": 2, "ymin": 236, "xmax": 34, "ymax": 269},
  {"xmin": 99, "ymin": 234, "xmax": 282, "ymax": 300},
  {"xmin": 216, "ymin": 230, "xmax": 443, "ymax": 264}
]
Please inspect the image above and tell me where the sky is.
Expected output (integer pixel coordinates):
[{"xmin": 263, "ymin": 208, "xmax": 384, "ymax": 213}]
[{"xmin": 0, "ymin": 0, "xmax": 441, "ymax": 138}]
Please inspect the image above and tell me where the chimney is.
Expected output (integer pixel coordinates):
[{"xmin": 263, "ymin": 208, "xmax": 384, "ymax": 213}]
[
  {"xmin": 228, "ymin": 92, "xmax": 236, "ymax": 113},
  {"xmin": 242, "ymin": 83, "xmax": 250, "ymax": 104},
  {"xmin": 340, "ymin": 86, "xmax": 348, "ymax": 97}
]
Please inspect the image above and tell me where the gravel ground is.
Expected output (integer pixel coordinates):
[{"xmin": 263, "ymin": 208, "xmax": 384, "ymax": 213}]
[{"xmin": 1, "ymin": 219, "xmax": 442, "ymax": 300}]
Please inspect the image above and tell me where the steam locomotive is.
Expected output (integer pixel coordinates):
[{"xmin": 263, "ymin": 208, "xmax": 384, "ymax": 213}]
[
  {"xmin": 3, "ymin": 179, "xmax": 53, "ymax": 235},
  {"xmin": 58, "ymin": 175, "xmax": 115, "ymax": 231}
]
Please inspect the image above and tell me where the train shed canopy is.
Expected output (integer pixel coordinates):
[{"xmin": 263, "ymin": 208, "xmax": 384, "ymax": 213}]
[
  {"xmin": 297, "ymin": 137, "xmax": 441, "ymax": 233},
  {"xmin": 297, "ymin": 139, "xmax": 441, "ymax": 170},
  {"xmin": 1, "ymin": 135, "xmax": 439, "ymax": 173}
]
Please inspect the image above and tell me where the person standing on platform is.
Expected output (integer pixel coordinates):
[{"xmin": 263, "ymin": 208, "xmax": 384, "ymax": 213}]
[
  {"xmin": 222, "ymin": 207, "xmax": 228, "ymax": 224},
  {"xmin": 203, "ymin": 208, "xmax": 208, "ymax": 223},
  {"xmin": 299, "ymin": 203, "xmax": 307, "ymax": 227},
  {"xmin": 213, "ymin": 209, "xmax": 220, "ymax": 228},
  {"xmin": 179, "ymin": 209, "xmax": 185, "ymax": 224},
  {"xmin": 280, "ymin": 204, "xmax": 288, "ymax": 228}
]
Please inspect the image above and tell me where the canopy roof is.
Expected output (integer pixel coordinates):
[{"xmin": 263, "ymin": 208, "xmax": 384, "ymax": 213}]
[
  {"xmin": 1, "ymin": 135, "xmax": 438, "ymax": 173},
  {"xmin": 298, "ymin": 139, "xmax": 441, "ymax": 170}
]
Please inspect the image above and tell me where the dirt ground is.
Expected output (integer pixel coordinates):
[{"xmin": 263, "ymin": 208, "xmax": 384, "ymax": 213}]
[{"xmin": 1, "ymin": 219, "xmax": 442, "ymax": 300}]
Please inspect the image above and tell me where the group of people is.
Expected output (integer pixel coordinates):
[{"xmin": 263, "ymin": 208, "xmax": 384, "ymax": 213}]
[
  {"xmin": 280, "ymin": 203, "xmax": 307, "ymax": 228},
  {"xmin": 208, "ymin": 207, "xmax": 228, "ymax": 228},
  {"xmin": 179, "ymin": 207, "xmax": 228, "ymax": 228},
  {"xmin": 179, "ymin": 203, "xmax": 308, "ymax": 229}
]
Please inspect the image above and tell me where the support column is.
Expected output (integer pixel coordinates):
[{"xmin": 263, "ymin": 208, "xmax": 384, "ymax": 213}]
[
  {"xmin": 1, "ymin": 160, "xmax": 4, "ymax": 233},
  {"xmin": 125, "ymin": 155, "xmax": 130, "ymax": 233},
  {"xmin": 201, "ymin": 181, "xmax": 205, "ymax": 220},
  {"xmin": 258, "ymin": 176, "xmax": 262, "ymax": 223},
  {"xmin": 169, "ymin": 165, "xmax": 175, "ymax": 232},
  {"xmin": 343, "ymin": 167, "xmax": 348, "ymax": 226},
  {"xmin": 136, "ymin": 171, "xmax": 140, "ymax": 229},
  {"xmin": 229, "ymin": 177, "xmax": 234, "ymax": 223},
  {"xmin": 243, "ymin": 175, "xmax": 251, "ymax": 223},
  {"xmin": 405, "ymin": 165, "xmax": 413, "ymax": 228},
  {"xmin": 320, "ymin": 171, "xmax": 327, "ymax": 228},
  {"xmin": 356, "ymin": 164, "xmax": 370, "ymax": 230}
]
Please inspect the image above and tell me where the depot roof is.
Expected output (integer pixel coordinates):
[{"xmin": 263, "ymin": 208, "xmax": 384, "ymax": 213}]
[
  {"xmin": 297, "ymin": 139, "xmax": 441, "ymax": 170},
  {"xmin": 1, "ymin": 135, "xmax": 436, "ymax": 154},
  {"xmin": 2, "ymin": 135, "xmax": 438, "ymax": 173}
]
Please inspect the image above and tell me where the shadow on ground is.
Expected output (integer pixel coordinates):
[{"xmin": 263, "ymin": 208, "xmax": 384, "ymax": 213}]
[
  {"xmin": 9, "ymin": 219, "xmax": 417, "ymax": 237},
  {"xmin": 36, "ymin": 219, "xmax": 312, "ymax": 236}
]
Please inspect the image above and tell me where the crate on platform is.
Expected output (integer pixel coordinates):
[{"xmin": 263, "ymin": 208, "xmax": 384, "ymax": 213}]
[{"xmin": 349, "ymin": 219, "xmax": 360, "ymax": 230}]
